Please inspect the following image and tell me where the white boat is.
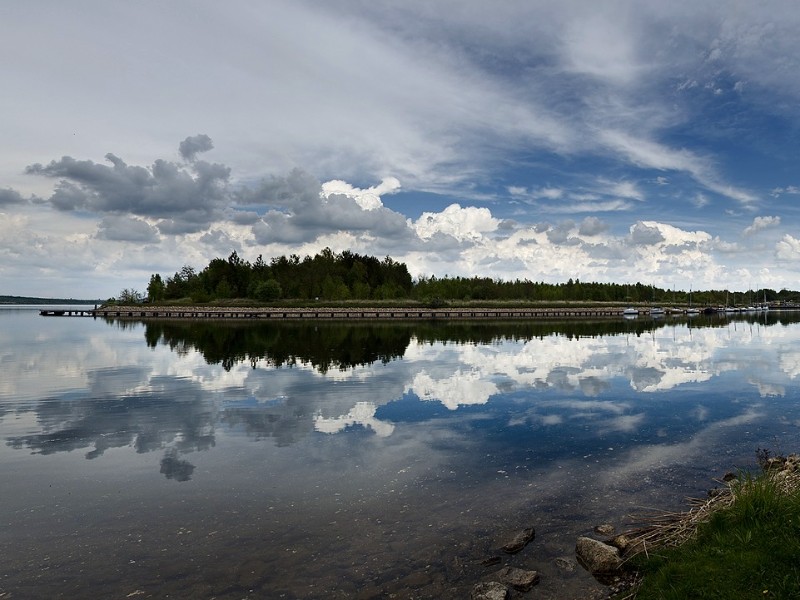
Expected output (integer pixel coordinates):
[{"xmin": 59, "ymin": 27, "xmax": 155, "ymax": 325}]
[
  {"xmin": 649, "ymin": 284, "xmax": 664, "ymax": 316},
  {"xmin": 623, "ymin": 306, "xmax": 638, "ymax": 316},
  {"xmin": 685, "ymin": 286, "xmax": 700, "ymax": 315}
]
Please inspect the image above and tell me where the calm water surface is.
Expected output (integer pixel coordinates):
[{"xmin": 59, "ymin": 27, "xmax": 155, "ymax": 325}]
[{"xmin": 2, "ymin": 307, "xmax": 800, "ymax": 599}]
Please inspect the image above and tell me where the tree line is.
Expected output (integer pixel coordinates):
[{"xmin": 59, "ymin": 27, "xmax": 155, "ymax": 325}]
[
  {"xmin": 141, "ymin": 248, "xmax": 413, "ymax": 304},
  {"xmin": 116, "ymin": 248, "xmax": 800, "ymax": 306}
]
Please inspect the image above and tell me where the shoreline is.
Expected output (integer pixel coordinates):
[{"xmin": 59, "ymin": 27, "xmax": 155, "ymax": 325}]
[
  {"xmin": 50, "ymin": 302, "xmax": 788, "ymax": 320},
  {"xmin": 90, "ymin": 305, "xmax": 626, "ymax": 320}
]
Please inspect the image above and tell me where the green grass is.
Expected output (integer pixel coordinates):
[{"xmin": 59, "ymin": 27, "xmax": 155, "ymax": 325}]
[{"xmin": 625, "ymin": 472, "xmax": 800, "ymax": 599}]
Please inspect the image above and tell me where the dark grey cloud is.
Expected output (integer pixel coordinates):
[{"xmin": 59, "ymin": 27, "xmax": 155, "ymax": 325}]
[
  {"xmin": 243, "ymin": 169, "xmax": 412, "ymax": 245},
  {"xmin": 96, "ymin": 215, "xmax": 160, "ymax": 242},
  {"xmin": 546, "ymin": 220, "xmax": 579, "ymax": 245},
  {"xmin": 228, "ymin": 209, "xmax": 260, "ymax": 225},
  {"xmin": 497, "ymin": 219, "xmax": 517, "ymax": 231},
  {"xmin": 533, "ymin": 222, "xmax": 550, "ymax": 233},
  {"xmin": 630, "ymin": 221, "xmax": 665, "ymax": 245},
  {"xmin": 20, "ymin": 139, "xmax": 431, "ymax": 250},
  {"xmin": 0, "ymin": 187, "xmax": 27, "ymax": 206},
  {"xmin": 578, "ymin": 216, "xmax": 608, "ymax": 236},
  {"xmin": 199, "ymin": 228, "xmax": 243, "ymax": 256},
  {"xmin": 26, "ymin": 137, "xmax": 231, "ymax": 233},
  {"xmin": 179, "ymin": 134, "xmax": 214, "ymax": 161}
]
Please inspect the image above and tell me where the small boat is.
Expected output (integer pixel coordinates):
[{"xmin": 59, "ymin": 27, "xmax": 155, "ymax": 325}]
[
  {"xmin": 649, "ymin": 284, "xmax": 664, "ymax": 316},
  {"xmin": 623, "ymin": 306, "xmax": 638, "ymax": 316},
  {"xmin": 686, "ymin": 286, "xmax": 700, "ymax": 315}
]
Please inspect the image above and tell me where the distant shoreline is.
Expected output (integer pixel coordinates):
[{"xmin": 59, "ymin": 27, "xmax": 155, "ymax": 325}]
[{"xmin": 1, "ymin": 297, "xmax": 101, "ymax": 305}]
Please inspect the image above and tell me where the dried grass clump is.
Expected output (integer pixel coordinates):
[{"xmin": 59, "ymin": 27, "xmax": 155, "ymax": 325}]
[{"xmin": 609, "ymin": 452, "xmax": 800, "ymax": 599}]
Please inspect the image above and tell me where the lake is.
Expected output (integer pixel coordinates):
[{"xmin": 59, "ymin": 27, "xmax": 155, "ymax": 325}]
[{"xmin": 2, "ymin": 307, "xmax": 800, "ymax": 599}]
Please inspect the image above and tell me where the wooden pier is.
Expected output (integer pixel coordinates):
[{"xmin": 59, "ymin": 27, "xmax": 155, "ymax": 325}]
[
  {"xmin": 39, "ymin": 308, "xmax": 97, "ymax": 317},
  {"xmin": 42, "ymin": 306, "xmax": 642, "ymax": 320}
]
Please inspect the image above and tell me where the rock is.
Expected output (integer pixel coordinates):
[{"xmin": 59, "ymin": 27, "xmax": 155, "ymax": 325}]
[
  {"xmin": 554, "ymin": 557, "xmax": 577, "ymax": 573},
  {"xmin": 594, "ymin": 523, "xmax": 615, "ymax": 536},
  {"xmin": 471, "ymin": 581, "xmax": 508, "ymax": 600},
  {"xmin": 765, "ymin": 456, "xmax": 784, "ymax": 471},
  {"xmin": 501, "ymin": 527, "xmax": 535, "ymax": 554},
  {"xmin": 608, "ymin": 533, "xmax": 645, "ymax": 558},
  {"xmin": 575, "ymin": 536, "xmax": 623, "ymax": 574},
  {"xmin": 608, "ymin": 534, "xmax": 628, "ymax": 550},
  {"xmin": 495, "ymin": 566, "xmax": 540, "ymax": 592},
  {"xmin": 480, "ymin": 556, "xmax": 502, "ymax": 567},
  {"xmin": 786, "ymin": 454, "xmax": 800, "ymax": 470}
]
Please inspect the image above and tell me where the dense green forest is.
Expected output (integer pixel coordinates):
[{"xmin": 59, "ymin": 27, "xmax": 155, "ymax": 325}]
[{"xmin": 126, "ymin": 248, "xmax": 799, "ymax": 307}]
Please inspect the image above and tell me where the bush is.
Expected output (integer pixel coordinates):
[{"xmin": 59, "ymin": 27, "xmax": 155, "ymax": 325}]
[{"xmin": 252, "ymin": 279, "xmax": 282, "ymax": 302}]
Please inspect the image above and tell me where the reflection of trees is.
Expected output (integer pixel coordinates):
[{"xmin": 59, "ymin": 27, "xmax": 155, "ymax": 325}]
[
  {"xmin": 115, "ymin": 312, "xmax": 800, "ymax": 373},
  {"xmin": 140, "ymin": 321, "xmax": 415, "ymax": 372},
  {"xmin": 8, "ymin": 375, "xmax": 215, "ymax": 482},
  {"xmin": 411, "ymin": 312, "xmax": 800, "ymax": 343},
  {"xmin": 413, "ymin": 319, "xmax": 645, "ymax": 343}
]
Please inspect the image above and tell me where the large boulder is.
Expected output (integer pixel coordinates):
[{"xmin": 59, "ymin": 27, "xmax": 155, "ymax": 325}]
[{"xmin": 575, "ymin": 536, "xmax": 623, "ymax": 574}]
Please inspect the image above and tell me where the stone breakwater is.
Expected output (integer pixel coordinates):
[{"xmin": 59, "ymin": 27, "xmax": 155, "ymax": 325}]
[{"xmin": 91, "ymin": 305, "xmax": 627, "ymax": 320}]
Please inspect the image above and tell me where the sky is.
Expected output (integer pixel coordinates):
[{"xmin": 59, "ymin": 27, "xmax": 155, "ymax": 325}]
[{"xmin": 2, "ymin": 0, "xmax": 800, "ymax": 299}]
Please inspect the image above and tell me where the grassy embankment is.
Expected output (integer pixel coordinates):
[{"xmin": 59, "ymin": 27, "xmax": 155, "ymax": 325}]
[{"xmin": 619, "ymin": 453, "xmax": 800, "ymax": 599}]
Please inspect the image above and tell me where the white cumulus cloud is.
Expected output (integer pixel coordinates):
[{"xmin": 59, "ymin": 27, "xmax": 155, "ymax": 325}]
[
  {"xmin": 743, "ymin": 216, "xmax": 781, "ymax": 236},
  {"xmin": 412, "ymin": 204, "xmax": 500, "ymax": 242}
]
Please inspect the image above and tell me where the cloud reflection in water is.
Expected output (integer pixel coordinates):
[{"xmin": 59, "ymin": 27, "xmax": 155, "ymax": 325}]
[{"xmin": 4, "ymin": 314, "xmax": 800, "ymax": 484}]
